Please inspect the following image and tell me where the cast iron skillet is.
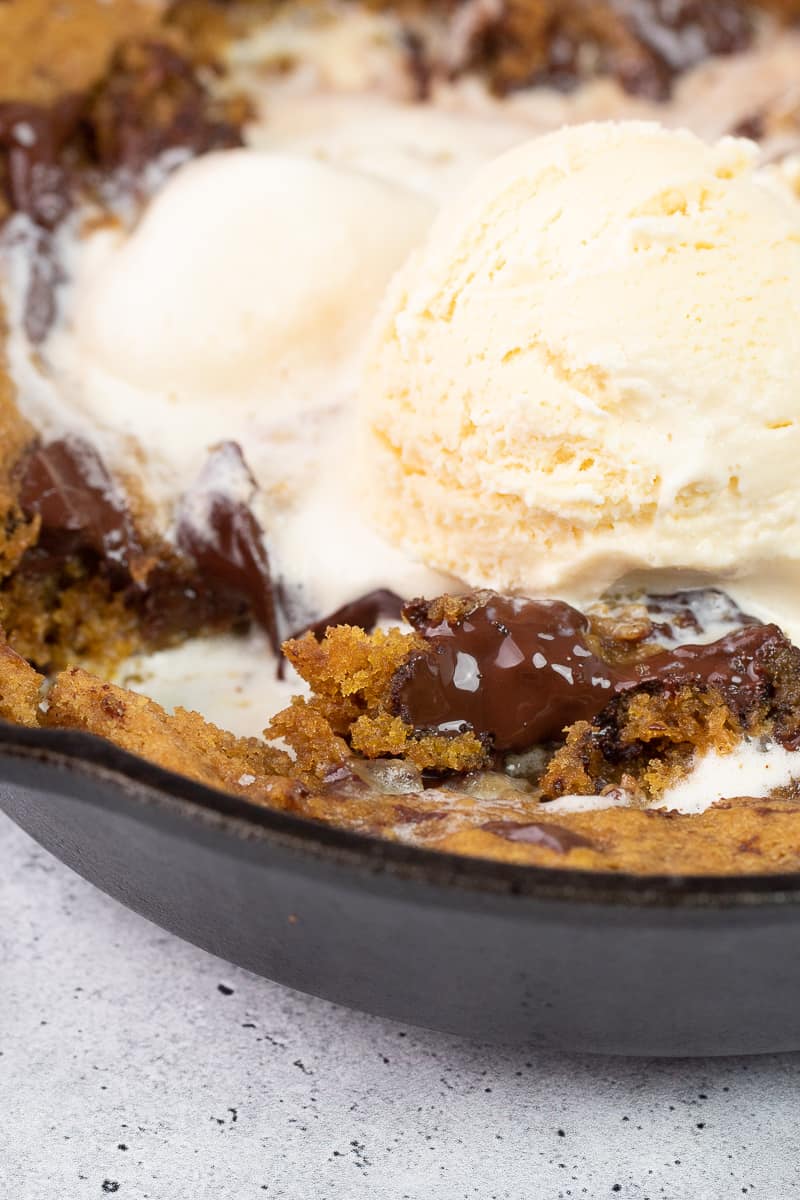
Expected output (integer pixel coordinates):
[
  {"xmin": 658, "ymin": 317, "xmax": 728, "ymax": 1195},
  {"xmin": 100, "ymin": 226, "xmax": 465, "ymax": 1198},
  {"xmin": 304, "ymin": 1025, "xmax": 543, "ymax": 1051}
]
[{"xmin": 3, "ymin": 717, "xmax": 800, "ymax": 1056}]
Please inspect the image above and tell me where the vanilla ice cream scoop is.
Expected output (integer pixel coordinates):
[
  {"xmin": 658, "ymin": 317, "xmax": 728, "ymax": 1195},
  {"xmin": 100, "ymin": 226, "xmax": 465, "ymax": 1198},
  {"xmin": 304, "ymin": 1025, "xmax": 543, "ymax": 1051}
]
[
  {"xmin": 361, "ymin": 121, "xmax": 800, "ymax": 627},
  {"xmin": 75, "ymin": 148, "xmax": 433, "ymax": 406}
]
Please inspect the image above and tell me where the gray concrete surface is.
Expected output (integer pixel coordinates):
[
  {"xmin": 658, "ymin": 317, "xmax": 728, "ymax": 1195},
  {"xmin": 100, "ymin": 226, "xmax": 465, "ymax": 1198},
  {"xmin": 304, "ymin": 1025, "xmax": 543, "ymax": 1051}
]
[{"xmin": 2, "ymin": 813, "xmax": 798, "ymax": 1200}]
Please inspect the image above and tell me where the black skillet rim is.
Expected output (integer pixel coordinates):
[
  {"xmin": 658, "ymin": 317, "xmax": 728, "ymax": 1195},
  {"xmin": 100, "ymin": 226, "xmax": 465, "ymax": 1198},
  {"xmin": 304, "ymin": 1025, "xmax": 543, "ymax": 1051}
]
[{"xmin": 3, "ymin": 717, "xmax": 800, "ymax": 908}]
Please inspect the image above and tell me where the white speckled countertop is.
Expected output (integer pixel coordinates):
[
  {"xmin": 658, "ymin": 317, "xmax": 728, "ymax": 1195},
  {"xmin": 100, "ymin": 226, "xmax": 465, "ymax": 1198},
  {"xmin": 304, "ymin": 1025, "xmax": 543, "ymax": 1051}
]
[{"xmin": 3, "ymin": 812, "xmax": 799, "ymax": 1200}]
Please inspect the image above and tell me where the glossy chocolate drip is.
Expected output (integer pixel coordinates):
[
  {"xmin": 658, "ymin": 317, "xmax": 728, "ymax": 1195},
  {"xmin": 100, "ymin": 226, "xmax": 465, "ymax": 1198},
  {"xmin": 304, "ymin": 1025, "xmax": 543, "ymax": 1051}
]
[
  {"xmin": 293, "ymin": 589, "xmax": 404, "ymax": 641},
  {"xmin": 177, "ymin": 442, "xmax": 280, "ymax": 652},
  {"xmin": 482, "ymin": 820, "xmax": 595, "ymax": 852},
  {"xmin": 17, "ymin": 437, "xmax": 281, "ymax": 647},
  {"xmin": 393, "ymin": 593, "xmax": 779, "ymax": 752},
  {"xmin": 19, "ymin": 435, "xmax": 141, "ymax": 572}
]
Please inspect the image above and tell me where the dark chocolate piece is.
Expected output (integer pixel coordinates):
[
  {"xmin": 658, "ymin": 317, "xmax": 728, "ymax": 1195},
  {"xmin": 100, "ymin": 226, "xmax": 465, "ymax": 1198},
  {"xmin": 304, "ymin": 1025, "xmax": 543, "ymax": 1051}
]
[
  {"xmin": 0, "ymin": 44, "xmax": 244, "ymax": 221},
  {"xmin": 623, "ymin": 0, "xmax": 752, "ymax": 77},
  {"xmin": 731, "ymin": 113, "xmax": 765, "ymax": 141},
  {"xmin": 86, "ymin": 40, "xmax": 244, "ymax": 172},
  {"xmin": 19, "ymin": 435, "xmax": 141, "ymax": 572},
  {"xmin": 177, "ymin": 442, "xmax": 280, "ymax": 652},
  {"xmin": 442, "ymin": 0, "xmax": 755, "ymax": 101},
  {"xmin": 583, "ymin": 1, "xmax": 751, "ymax": 100},
  {"xmin": 0, "ymin": 44, "xmax": 245, "ymax": 343},
  {"xmin": 393, "ymin": 592, "xmax": 779, "ymax": 752},
  {"xmin": 292, "ymin": 589, "xmax": 404, "ymax": 641},
  {"xmin": 482, "ymin": 819, "xmax": 595, "ymax": 852},
  {"xmin": 0, "ymin": 99, "xmax": 84, "ymax": 340},
  {"xmin": 535, "ymin": 30, "xmax": 583, "ymax": 94},
  {"xmin": 395, "ymin": 596, "xmax": 608, "ymax": 750},
  {"xmin": 11, "ymin": 437, "xmax": 288, "ymax": 655},
  {"xmin": 0, "ymin": 97, "xmax": 83, "ymax": 229}
]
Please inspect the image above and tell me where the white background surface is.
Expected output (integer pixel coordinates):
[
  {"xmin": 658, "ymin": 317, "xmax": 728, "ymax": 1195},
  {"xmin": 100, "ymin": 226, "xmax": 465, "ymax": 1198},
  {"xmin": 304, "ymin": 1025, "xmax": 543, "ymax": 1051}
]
[{"xmin": 2, "ymin": 812, "xmax": 799, "ymax": 1200}]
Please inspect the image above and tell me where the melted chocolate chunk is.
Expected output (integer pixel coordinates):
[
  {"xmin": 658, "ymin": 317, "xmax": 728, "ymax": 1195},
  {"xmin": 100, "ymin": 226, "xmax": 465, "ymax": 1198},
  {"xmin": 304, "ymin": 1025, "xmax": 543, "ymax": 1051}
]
[
  {"xmin": 19, "ymin": 436, "xmax": 141, "ymax": 572},
  {"xmin": 0, "ymin": 100, "xmax": 84, "ymax": 340},
  {"xmin": 623, "ymin": 0, "xmax": 752, "ymax": 76},
  {"xmin": 482, "ymin": 820, "xmax": 595, "ymax": 853},
  {"xmin": 0, "ymin": 97, "xmax": 83, "ymax": 229},
  {"xmin": 12, "ymin": 437, "xmax": 286, "ymax": 654},
  {"xmin": 396, "ymin": 596, "xmax": 608, "ymax": 750},
  {"xmin": 0, "ymin": 44, "xmax": 245, "ymax": 343},
  {"xmin": 445, "ymin": 0, "xmax": 755, "ymax": 100},
  {"xmin": 293, "ymin": 589, "xmax": 404, "ymax": 641},
  {"xmin": 0, "ymin": 44, "xmax": 243, "ymax": 224},
  {"xmin": 619, "ymin": 0, "xmax": 753, "ymax": 98},
  {"xmin": 86, "ymin": 40, "xmax": 244, "ymax": 172},
  {"xmin": 731, "ymin": 113, "xmax": 766, "ymax": 141},
  {"xmin": 535, "ymin": 30, "xmax": 583, "ymax": 93},
  {"xmin": 177, "ymin": 442, "xmax": 280, "ymax": 652},
  {"xmin": 393, "ymin": 593, "xmax": 780, "ymax": 752},
  {"xmin": 14, "ymin": 434, "xmax": 283, "ymax": 650}
]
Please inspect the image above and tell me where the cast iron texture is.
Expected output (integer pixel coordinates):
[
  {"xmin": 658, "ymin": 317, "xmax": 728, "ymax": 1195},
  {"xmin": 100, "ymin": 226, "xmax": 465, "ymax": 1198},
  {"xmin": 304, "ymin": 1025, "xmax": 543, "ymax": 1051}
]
[{"xmin": 2, "ymin": 719, "xmax": 799, "ymax": 1055}]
